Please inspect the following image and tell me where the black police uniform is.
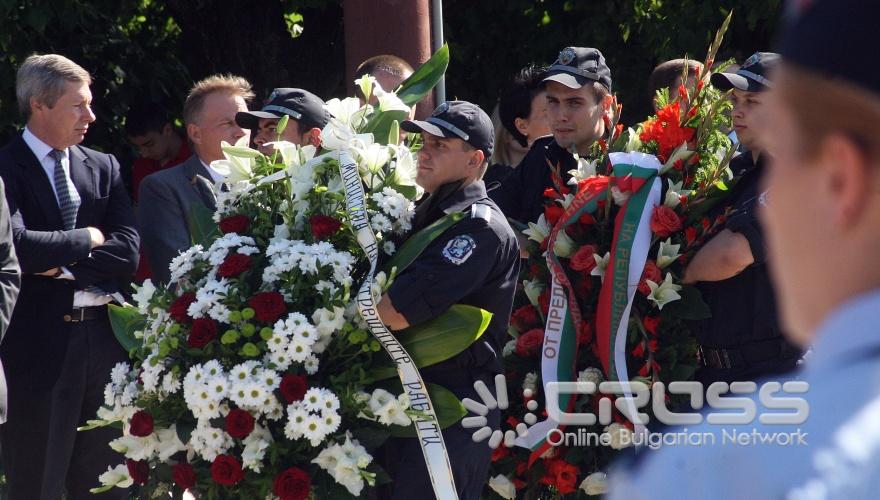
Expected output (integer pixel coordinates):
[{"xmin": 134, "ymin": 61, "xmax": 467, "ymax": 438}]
[
  {"xmin": 694, "ymin": 152, "xmax": 802, "ymax": 384},
  {"xmin": 491, "ymin": 135, "xmax": 576, "ymax": 224},
  {"xmin": 380, "ymin": 179, "xmax": 520, "ymax": 500}
]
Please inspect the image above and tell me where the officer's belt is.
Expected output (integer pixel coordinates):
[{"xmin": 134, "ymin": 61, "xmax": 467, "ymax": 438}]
[{"xmin": 698, "ymin": 338, "xmax": 801, "ymax": 370}]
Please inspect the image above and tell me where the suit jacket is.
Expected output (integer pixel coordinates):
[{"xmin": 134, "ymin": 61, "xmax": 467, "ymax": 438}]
[
  {"xmin": 0, "ymin": 134, "xmax": 138, "ymax": 391},
  {"xmin": 138, "ymin": 154, "xmax": 217, "ymax": 284},
  {"xmin": 0, "ymin": 177, "xmax": 21, "ymax": 423}
]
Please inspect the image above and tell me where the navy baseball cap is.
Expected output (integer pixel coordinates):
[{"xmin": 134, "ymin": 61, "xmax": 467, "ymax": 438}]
[
  {"xmin": 235, "ymin": 88, "xmax": 330, "ymax": 129},
  {"xmin": 543, "ymin": 47, "xmax": 613, "ymax": 92},
  {"xmin": 711, "ymin": 52, "xmax": 780, "ymax": 92},
  {"xmin": 779, "ymin": 0, "xmax": 880, "ymax": 97},
  {"xmin": 401, "ymin": 100, "xmax": 494, "ymax": 158}
]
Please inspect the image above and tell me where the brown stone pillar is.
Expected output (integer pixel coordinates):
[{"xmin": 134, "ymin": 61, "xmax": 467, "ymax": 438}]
[{"xmin": 343, "ymin": 0, "xmax": 435, "ymax": 118}]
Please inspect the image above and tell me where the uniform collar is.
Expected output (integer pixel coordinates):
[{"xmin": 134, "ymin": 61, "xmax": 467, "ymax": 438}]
[
  {"xmin": 805, "ymin": 289, "xmax": 880, "ymax": 372},
  {"xmin": 410, "ymin": 180, "xmax": 488, "ymax": 233},
  {"xmin": 439, "ymin": 180, "xmax": 488, "ymax": 214}
]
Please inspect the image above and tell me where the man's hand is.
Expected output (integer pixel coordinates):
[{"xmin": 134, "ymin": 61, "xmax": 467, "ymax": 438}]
[
  {"xmin": 682, "ymin": 229, "xmax": 754, "ymax": 284},
  {"xmin": 87, "ymin": 227, "xmax": 105, "ymax": 248},
  {"xmin": 377, "ymin": 293, "xmax": 410, "ymax": 331},
  {"xmin": 35, "ymin": 267, "xmax": 60, "ymax": 277}
]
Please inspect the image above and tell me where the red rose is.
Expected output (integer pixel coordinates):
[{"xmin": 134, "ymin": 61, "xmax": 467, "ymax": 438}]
[
  {"xmin": 172, "ymin": 462, "xmax": 197, "ymax": 490},
  {"xmin": 188, "ymin": 318, "xmax": 217, "ymax": 348},
  {"xmin": 538, "ymin": 289, "xmax": 551, "ymax": 317},
  {"xmin": 632, "ymin": 342, "xmax": 646, "ymax": 358},
  {"xmin": 248, "ymin": 292, "xmax": 286, "ymax": 324},
  {"xmin": 684, "ymin": 226, "xmax": 698, "ymax": 245},
  {"xmin": 638, "ymin": 260, "xmax": 663, "ymax": 296},
  {"xmin": 211, "ymin": 455, "xmax": 244, "ymax": 486},
  {"xmin": 569, "ymin": 244, "xmax": 598, "ymax": 273},
  {"xmin": 169, "ymin": 293, "xmax": 196, "ymax": 324},
  {"xmin": 273, "ymin": 466, "xmax": 311, "ymax": 500},
  {"xmin": 515, "ymin": 328, "xmax": 544, "ymax": 357},
  {"xmin": 129, "ymin": 410, "xmax": 154, "ymax": 437},
  {"xmin": 642, "ymin": 316, "xmax": 661, "ymax": 335},
  {"xmin": 219, "ymin": 215, "xmax": 250, "ymax": 234},
  {"xmin": 218, "ymin": 253, "xmax": 252, "ymax": 278},
  {"xmin": 650, "ymin": 206, "xmax": 683, "ymax": 238},
  {"xmin": 511, "ymin": 305, "xmax": 540, "ymax": 331},
  {"xmin": 544, "ymin": 204, "xmax": 564, "ymax": 226},
  {"xmin": 280, "ymin": 374, "xmax": 308, "ymax": 403},
  {"xmin": 127, "ymin": 459, "xmax": 149, "ymax": 485},
  {"xmin": 225, "ymin": 408, "xmax": 255, "ymax": 439},
  {"xmin": 309, "ymin": 215, "xmax": 342, "ymax": 241},
  {"xmin": 491, "ymin": 443, "xmax": 510, "ymax": 462}
]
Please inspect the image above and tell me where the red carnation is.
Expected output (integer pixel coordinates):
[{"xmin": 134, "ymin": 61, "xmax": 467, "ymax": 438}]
[
  {"xmin": 219, "ymin": 215, "xmax": 250, "ymax": 234},
  {"xmin": 491, "ymin": 443, "xmax": 510, "ymax": 462},
  {"xmin": 540, "ymin": 458, "xmax": 579, "ymax": 495},
  {"xmin": 638, "ymin": 260, "xmax": 663, "ymax": 296},
  {"xmin": 248, "ymin": 292, "xmax": 287, "ymax": 324},
  {"xmin": 511, "ymin": 305, "xmax": 540, "ymax": 331},
  {"xmin": 169, "ymin": 293, "xmax": 196, "ymax": 324},
  {"xmin": 569, "ymin": 244, "xmax": 598, "ymax": 273},
  {"xmin": 273, "ymin": 466, "xmax": 312, "ymax": 500},
  {"xmin": 127, "ymin": 459, "xmax": 149, "ymax": 485},
  {"xmin": 516, "ymin": 328, "xmax": 545, "ymax": 358},
  {"xmin": 211, "ymin": 455, "xmax": 244, "ymax": 486},
  {"xmin": 280, "ymin": 374, "xmax": 308, "ymax": 403},
  {"xmin": 129, "ymin": 410, "xmax": 154, "ymax": 437},
  {"xmin": 642, "ymin": 316, "xmax": 661, "ymax": 336},
  {"xmin": 172, "ymin": 462, "xmax": 197, "ymax": 490},
  {"xmin": 225, "ymin": 408, "xmax": 255, "ymax": 439},
  {"xmin": 309, "ymin": 215, "xmax": 342, "ymax": 241},
  {"xmin": 188, "ymin": 318, "xmax": 217, "ymax": 348},
  {"xmin": 538, "ymin": 289, "xmax": 551, "ymax": 317},
  {"xmin": 218, "ymin": 253, "xmax": 252, "ymax": 278},
  {"xmin": 650, "ymin": 206, "xmax": 682, "ymax": 238}
]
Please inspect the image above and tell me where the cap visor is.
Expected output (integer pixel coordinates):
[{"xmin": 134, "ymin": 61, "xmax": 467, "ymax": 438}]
[
  {"xmin": 542, "ymin": 72, "xmax": 587, "ymax": 89},
  {"xmin": 234, "ymin": 110, "xmax": 282, "ymax": 129},
  {"xmin": 711, "ymin": 72, "xmax": 757, "ymax": 92},
  {"xmin": 400, "ymin": 119, "xmax": 455, "ymax": 138}
]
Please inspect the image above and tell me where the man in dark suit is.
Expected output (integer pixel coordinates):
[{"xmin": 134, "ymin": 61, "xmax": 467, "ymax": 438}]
[
  {"xmin": 0, "ymin": 54, "xmax": 138, "ymax": 500},
  {"xmin": 138, "ymin": 74, "xmax": 253, "ymax": 284}
]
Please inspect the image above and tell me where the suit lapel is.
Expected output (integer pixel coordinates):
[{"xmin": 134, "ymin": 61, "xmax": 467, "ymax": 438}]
[
  {"xmin": 10, "ymin": 136, "xmax": 64, "ymax": 229},
  {"xmin": 182, "ymin": 155, "xmax": 218, "ymax": 210},
  {"xmin": 69, "ymin": 146, "xmax": 97, "ymax": 229}
]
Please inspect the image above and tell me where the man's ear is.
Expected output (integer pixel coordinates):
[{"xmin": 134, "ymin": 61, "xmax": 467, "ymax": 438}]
[
  {"xmin": 469, "ymin": 149, "xmax": 486, "ymax": 169},
  {"xmin": 821, "ymin": 133, "xmax": 873, "ymax": 227},
  {"xmin": 305, "ymin": 128, "xmax": 322, "ymax": 147},
  {"xmin": 514, "ymin": 117, "xmax": 529, "ymax": 136},
  {"xmin": 29, "ymin": 96, "xmax": 44, "ymax": 115},
  {"xmin": 187, "ymin": 123, "xmax": 201, "ymax": 145}
]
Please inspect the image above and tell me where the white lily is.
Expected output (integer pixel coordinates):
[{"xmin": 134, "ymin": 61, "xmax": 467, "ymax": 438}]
[
  {"xmin": 522, "ymin": 214, "xmax": 551, "ymax": 244},
  {"xmin": 580, "ymin": 472, "xmax": 609, "ymax": 496},
  {"xmin": 320, "ymin": 117, "xmax": 374, "ymax": 152},
  {"xmin": 488, "ymin": 475, "xmax": 517, "ymax": 499},
  {"xmin": 560, "ymin": 193, "xmax": 575, "ymax": 209},
  {"xmin": 624, "ymin": 127, "xmax": 643, "ymax": 152},
  {"xmin": 324, "ymin": 97, "xmax": 369, "ymax": 128},
  {"xmin": 90, "ymin": 464, "xmax": 133, "ymax": 494},
  {"xmin": 567, "ymin": 156, "xmax": 599, "ymax": 185},
  {"xmin": 354, "ymin": 142, "xmax": 392, "ymax": 175},
  {"xmin": 155, "ymin": 425, "xmax": 187, "ymax": 462},
  {"xmin": 591, "ymin": 252, "xmax": 611, "ymax": 281},
  {"xmin": 354, "ymin": 75, "xmax": 377, "ymax": 103},
  {"xmin": 656, "ymin": 238, "xmax": 682, "ymax": 269},
  {"xmin": 553, "ymin": 230, "xmax": 575, "ymax": 258},
  {"xmin": 386, "ymin": 144, "xmax": 419, "ymax": 189},
  {"xmin": 374, "ymin": 87, "xmax": 411, "ymax": 113},
  {"xmin": 666, "ymin": 178, "xmax": 689, "ymax": 209},
  {"xmin": 660, "ymin": 142, "xmax": 695, "ymax": 174},
  {"xmin": 647, "ymin": 273, "xmax": 683, "ymax": 310},
  {"xmin": 522, "ymin": 279, "xmax": 544, "ymax": 307},
  {"xmin": 212, "ymin": 138, "xmax": 256, "ymax": 183},
  {"xmin": 265, "ymin": 141, "xmax": 316, "ymax": 170}
]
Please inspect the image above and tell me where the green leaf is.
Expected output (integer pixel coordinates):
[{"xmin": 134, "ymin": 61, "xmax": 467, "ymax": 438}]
[
  {"xmin": 350, "ymin": 427, "xmax": 391, "ymax": 451},
  {"xmin": 396, "ymin": 44, "xmax": 450, "ymax": 107},
  {"xmin": 188, "ymin": 203, "xmax": 221, "ymax": 247},
  {"xmin": 664, "ymin": 285, "xmax": 712, "ymax": 320},
  {"xmin": 387, "ymin": 383, "xmax": 467, "ymax": 437},
  {"xmin": 365, "ymin": 305, "xmax": 492, "ymax": 382},
  {"xmin": 108, "ymin": 303, "xmax": 145, "ymax": 352},
  {"xmin": 176, "ymin": 420, "xmax": 195, "ymax": 444},
  {"xmin": 383, "ymin": 211, "xmax": 466, "ymax": 276},
  {"xmin": 361, "ymin": 110, "xmax": 409, "ymax": 146}
]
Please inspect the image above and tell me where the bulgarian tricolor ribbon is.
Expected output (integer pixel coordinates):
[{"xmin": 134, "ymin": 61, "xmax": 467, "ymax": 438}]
[{"xmin": 515, "ymin": 152, "xmax": 661, "ymax": 462}]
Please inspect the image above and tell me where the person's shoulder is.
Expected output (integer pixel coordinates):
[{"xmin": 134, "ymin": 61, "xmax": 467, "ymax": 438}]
[
  {"xmin": 464, "ymin": 198, "xmax": 517, "ymax": 245},
  {"xmin": 141, "ymin": 158, "xmax": 193, "ymax": 186},
  {"xmin": 73, "ymin": 144, "xmax": 117, "ymax": 167}
]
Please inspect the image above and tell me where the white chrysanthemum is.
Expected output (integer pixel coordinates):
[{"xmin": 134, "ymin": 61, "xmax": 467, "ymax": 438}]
[
  {"xmin": 111, "ymin": 362, "xmax": 131, "ymax": 387},
  {"xmin": 285, "ymin": 406, "xmax": 308, "ymax": 440},
  {"xmin": 132, "ymin": 280, "xmax": 156, "ymax": 314},
  {"xmin": 190, "ymin": 424, "xmax": 233, "ymax": 462},
  {"xmin": 383, "ymin": 241, "xmax": 396, "ymax": 255},
  {"xmin": 370, "ymin": 213, "xmax": 393, "ymax": 233},
  {"xmin": 161, "ymin": 372, "xmax": 181, "ymax": 395},
  {"xmin": 256, "ymin": 369, "xmax": 280, "ymax": 391},
  {"xmin": 229, "ymin": 361, "xmax": 259, "ymax": 382},
  {"xmin": 241, "ymin": 382, "xmax": 268, "ymax": 408},
  {"xmin": 502, "ymin": 339, "xmax": 517, "ymax": 357},
  {"xmin": 267, "ymin": 350, "xmax": 292, "ymax": 371},
  {"xmin": 302, "ymin": 388, "xmax": 325, "ymax": 413},
  {"xmin": 287, "ymin": 340, "xmax": 313, "ymax": 363},
  {"xmin": 303, "ymin": 354, "xmax": 320, "ymax": 375},
  {"xmin": 202, "ymin": 360, "xmax": 223, "ymax": 377},
  {"xmin": 303, "ymin": 414, "xmax": 327, "ymax": 446},
  {"xmin": 205, "ymin": 375, "xmax": 230, "ymax": 400},
  {"xmin": 322, "ymin": 410, "xmax": 342, "ymax": 434},
  {"xmin": 168, "ymin": 245, "xmax": 204, "ymax": 283},
  {"xmin": 319, "ymin": 391, "xmax": 341, "ymax": 413}
]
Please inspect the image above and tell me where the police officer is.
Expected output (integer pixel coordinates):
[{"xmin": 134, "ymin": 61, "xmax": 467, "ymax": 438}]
[
  {"xmin": 609, "ymin": 1, "xmax": 880, "ymax": 498},
  {"xmin": 376, "ymin": 101, "xmax": 520, "ymax": 499},
  {"xmin": 234, "ymin": 88, "xmax": 329, "ymax": 154},
  {"xmin": 492, "ymin": 46, "xmax": 614, "ymax": 225},
  {"xmin": 682, "ymin": 52, "xmax": 802, "ymax": 385}
]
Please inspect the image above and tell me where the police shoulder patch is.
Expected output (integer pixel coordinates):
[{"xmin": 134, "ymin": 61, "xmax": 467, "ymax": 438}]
[{"xmin": 441, "ymin": 234, "xmax": 477, "ymax": 265}]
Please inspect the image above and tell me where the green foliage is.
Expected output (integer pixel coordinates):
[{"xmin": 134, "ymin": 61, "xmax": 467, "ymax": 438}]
[{"xmin": 107, "ymin": 303, "xmax": 146, "ymax": 352}]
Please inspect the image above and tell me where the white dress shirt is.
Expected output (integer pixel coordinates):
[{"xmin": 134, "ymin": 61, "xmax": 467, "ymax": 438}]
[
  {"xmin": 200, "ymin": 159, "xmax": 226, "ymax": 184},
  {"xmin": 21, "ymin": 128, "xmax": 111, "ymax": 307}
]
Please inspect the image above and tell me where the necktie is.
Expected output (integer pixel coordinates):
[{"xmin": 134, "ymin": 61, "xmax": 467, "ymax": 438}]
[{"xmin": 49, "ymin": 149, "xmax": 81, "ymax": 230}]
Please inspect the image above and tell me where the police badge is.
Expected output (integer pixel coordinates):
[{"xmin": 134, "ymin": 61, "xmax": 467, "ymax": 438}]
[
  {"xmin": 743, "ymin": 53, "xmax": 760, "ymax": 69},
  {"xmin": 442, "ymin": 235, "xmax": 477, "ymax": 265},
  {"xmin": 433, "ymin": 101, "xmax": 450, "ymax": 116},
  {"xmin": 559, "ymin": 47, "xmax": 577, "ymax": 65}
]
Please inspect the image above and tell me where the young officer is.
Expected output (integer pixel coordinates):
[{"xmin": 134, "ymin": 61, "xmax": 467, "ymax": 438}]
[
  {"xmin": 376, "ymin": 101, "xmax": 520, "ymax": 499},
  {"xmin": 234, "ymin": 88, "xmax": 329, "ymax": 154}
]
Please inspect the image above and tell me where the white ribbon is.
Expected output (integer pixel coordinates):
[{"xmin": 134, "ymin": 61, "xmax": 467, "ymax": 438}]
[{"xmin": 338, "ymin": 151, "xmax": 459, "ymax": 500}]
